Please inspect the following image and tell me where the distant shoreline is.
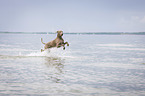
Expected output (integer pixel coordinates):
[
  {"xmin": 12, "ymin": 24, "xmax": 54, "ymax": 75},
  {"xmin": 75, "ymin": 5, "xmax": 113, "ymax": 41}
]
[{"xmin": 0, "ymin": 31, "xmax": 145, "ymax": 35}]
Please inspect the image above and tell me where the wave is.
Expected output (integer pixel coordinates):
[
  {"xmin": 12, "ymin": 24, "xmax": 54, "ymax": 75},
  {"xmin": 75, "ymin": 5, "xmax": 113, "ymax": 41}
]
[
  {"xmin": 0, "ymin": 31, "xmax": 145, "ymax": 35},
  {"xmin": 96, "ymin": 44, "xmax": 133, "ymax": 47}
]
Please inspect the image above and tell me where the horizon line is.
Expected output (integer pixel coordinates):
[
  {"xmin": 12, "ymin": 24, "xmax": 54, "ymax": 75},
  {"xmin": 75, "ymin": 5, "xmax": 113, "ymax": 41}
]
[
  {"xmin": 0, "ymin": 31, "xmax": 145, "ymax": 33},
  {"xmin": 0, "ymin": 31, "xmax": 145, "ymax": 35}
]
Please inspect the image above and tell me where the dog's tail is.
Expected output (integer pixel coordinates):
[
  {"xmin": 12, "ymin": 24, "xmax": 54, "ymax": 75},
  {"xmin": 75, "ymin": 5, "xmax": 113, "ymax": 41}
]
[{"xmin": 41, "ymin": 38, "xmax": 46, "ymax": 45}]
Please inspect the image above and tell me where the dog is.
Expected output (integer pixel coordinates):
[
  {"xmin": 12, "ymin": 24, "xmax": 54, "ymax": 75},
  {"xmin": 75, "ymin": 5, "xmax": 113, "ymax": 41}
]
[{"xmin": 41, "ymin": 30, "xmax": 69, "ymax": 52}]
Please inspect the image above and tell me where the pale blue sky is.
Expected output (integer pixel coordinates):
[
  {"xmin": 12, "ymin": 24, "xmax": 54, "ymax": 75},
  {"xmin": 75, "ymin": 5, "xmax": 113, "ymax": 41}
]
[{"xmin": 0, "ymin": 0, "xmax": 145, "ymax": 32}]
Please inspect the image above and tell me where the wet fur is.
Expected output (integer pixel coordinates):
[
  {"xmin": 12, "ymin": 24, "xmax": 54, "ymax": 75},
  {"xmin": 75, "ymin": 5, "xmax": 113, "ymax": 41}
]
[{"xmin": 41, "ymin": 31, "xmax": 69, "ymax": 52}]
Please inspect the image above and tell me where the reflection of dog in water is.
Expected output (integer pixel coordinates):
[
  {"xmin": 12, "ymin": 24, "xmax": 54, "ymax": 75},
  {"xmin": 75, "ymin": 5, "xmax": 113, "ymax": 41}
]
[
  {"xmin": 44, "ymin": 57, "xmax": 64, "ymax": 83},
  {"xmin": 41, "ymin": 30, "xmax": 69, "ymax": 52}
]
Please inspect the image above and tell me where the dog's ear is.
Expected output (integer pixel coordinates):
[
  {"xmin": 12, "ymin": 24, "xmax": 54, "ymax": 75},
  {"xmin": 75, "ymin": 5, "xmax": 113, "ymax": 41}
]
[{"xmin": 55, "ymin": 30, "xmax": 63, "ymax": 33}]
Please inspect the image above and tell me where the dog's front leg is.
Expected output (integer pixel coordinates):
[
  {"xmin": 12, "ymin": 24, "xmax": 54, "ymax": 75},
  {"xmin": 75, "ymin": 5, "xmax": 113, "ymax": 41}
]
[
  {"xmin": 62, "ymin": 42, "xmax": 69, "ymax": 50},
  {"xmin": 56, "ymin": 43, "xmax": 62, "ymax": 48},
  {"xmin": 60, "ymin": 43, "xmax": 65, "ymax": 50},
  {"xmin": 64, "ymin": 42, "xmax": 69, "ymax": 46}
]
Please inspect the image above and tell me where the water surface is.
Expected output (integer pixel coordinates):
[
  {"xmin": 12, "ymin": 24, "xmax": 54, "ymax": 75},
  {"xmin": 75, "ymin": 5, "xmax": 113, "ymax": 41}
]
[{"xmin": 0, "ymin": 33, "xmax": 145, "ymax": 96}]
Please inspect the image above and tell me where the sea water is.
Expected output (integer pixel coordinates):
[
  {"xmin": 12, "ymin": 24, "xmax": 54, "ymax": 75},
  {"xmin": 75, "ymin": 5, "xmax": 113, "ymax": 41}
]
[{"xmin": 0, "ymin": 33, "xmax": 145, "ymax": 96}]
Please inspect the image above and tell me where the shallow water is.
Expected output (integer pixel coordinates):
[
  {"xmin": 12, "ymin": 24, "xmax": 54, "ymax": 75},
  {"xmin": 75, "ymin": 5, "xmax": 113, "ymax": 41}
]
[{"xmin": 0, "ymin": 33, "xmax": 145, "ymax": 96}]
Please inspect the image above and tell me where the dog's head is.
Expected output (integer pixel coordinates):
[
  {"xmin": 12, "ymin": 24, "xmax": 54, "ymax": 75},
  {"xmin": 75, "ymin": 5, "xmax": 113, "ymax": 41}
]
[{"xmin": 56, "ymin": 30, "xmax": 63, "ymax": 37}]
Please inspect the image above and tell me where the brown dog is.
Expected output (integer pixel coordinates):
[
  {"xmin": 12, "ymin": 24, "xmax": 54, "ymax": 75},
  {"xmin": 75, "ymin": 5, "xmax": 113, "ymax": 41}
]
[{"xmin": 41, "ymin": 30, "xmax": 69, "ymax": 52}]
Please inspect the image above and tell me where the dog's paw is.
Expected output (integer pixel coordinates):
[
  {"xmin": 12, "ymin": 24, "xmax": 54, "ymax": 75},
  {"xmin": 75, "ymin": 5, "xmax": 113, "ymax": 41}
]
[
  {"xmin": 41, "ymin": 49, "xmax": 44, "ymax": 52},
  {"xmin": 67, "ymin": 43, "xmax": 69, "ymax": 46}
]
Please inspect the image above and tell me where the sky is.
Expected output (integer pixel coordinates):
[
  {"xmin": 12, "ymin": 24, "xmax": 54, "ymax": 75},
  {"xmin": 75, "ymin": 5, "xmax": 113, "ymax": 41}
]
[{"xmin": 0, "ymin": 0, "xmax": 145, "ymax": 32}]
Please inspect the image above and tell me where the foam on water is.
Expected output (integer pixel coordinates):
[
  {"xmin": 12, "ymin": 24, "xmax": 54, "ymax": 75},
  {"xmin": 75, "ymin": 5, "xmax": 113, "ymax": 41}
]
[
  {"xmin": 25, "ymin": 49, "xmax": 51, "ymax": 57},
  {"xmin": 96, "ymin": 44, "xmax": 133, "ymax": 47},
  {"xmin": 25, "ymin": 48, "xmax": 70, "ymax": 58},
  {"xmin": 0, "ymin": 47, "xmax": 71, "ymax": 59}
]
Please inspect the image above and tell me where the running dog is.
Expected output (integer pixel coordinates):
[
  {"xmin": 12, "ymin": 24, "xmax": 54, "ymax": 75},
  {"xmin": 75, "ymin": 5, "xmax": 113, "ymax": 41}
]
[{"xmin": 41, "ymin": 30, "xmax": 69, "ymax": 52}]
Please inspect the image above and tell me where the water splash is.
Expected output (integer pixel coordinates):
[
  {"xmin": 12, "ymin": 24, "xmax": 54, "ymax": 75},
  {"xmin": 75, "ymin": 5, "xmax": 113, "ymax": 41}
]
[
  {"xmin": 25, "ymin": 48, "xmax": 67, "ymax": 58},
  {"xmin": 0, "ymin": 48, "xmax": 72, "ymax": 59}
]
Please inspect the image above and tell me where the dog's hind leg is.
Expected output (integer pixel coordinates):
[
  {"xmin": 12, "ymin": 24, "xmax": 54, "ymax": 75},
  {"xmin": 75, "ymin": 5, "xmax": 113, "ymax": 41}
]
[{"xmin": 41, "ymin": 49, "xmax": 44, "ymax": 52}]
